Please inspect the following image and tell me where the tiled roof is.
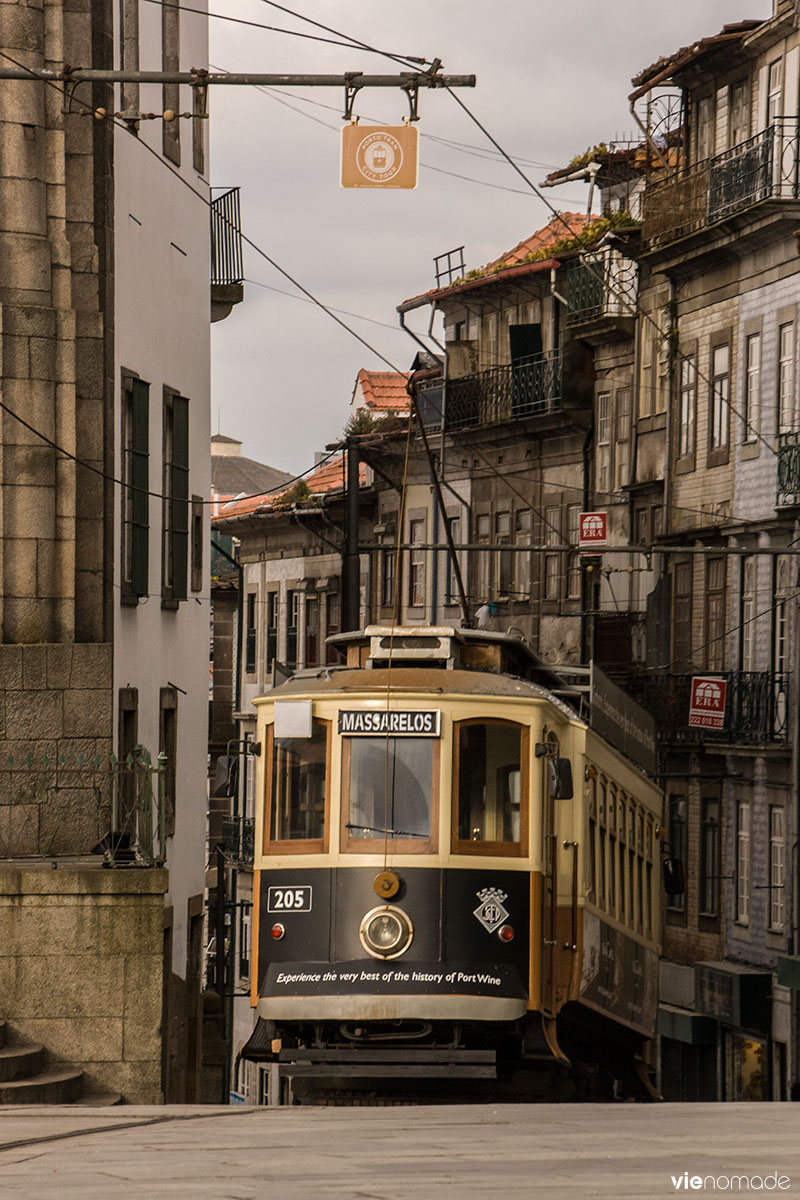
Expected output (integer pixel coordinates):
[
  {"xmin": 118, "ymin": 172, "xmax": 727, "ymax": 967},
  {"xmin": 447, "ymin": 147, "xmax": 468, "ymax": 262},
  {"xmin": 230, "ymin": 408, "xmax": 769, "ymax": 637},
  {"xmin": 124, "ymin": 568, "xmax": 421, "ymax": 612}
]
[
  {"xmin": 213, "ymin": 452, "xmax": 366, "ymax": 522},
  {"xmin": 211, "ymin": 454, "xmax": 294, "ymax": 497},
  {"xmin": 399, "ymin": 212, "xmax": 592, "ymax": 310},
  {"xmin": 630, "ymin": 21, "xmax": 762, "ymax": 98},
  {"xmin": 354, "ymin": 369, "xmax": 411, "ymax": 412}
]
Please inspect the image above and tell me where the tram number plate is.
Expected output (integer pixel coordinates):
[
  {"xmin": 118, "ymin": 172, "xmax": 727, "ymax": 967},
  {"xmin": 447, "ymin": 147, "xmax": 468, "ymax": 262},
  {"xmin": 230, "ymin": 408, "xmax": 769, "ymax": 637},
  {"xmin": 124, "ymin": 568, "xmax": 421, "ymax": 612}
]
[{"xmin": 267, "ymin": 886, "xmax": 312, "ymax": 913}]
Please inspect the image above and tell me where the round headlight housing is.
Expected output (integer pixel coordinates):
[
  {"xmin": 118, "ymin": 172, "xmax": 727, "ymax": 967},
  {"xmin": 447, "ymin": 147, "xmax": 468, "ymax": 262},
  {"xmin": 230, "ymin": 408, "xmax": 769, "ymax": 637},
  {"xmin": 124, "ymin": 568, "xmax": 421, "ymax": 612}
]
[{"xmin": 359, "ymin": 905, "xmax": 414, "ymax": 960}]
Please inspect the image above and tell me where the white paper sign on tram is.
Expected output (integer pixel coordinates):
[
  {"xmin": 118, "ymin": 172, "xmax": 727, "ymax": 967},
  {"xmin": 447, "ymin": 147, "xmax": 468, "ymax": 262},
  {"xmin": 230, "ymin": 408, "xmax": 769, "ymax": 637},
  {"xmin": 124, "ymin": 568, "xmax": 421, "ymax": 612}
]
[
  {"xmin": 579, "ymin": 511, "xmax": 608, "ymax": 550},
  {"xmin": 341, "ymin": 125, "xmax": 419, "ymax": 189},
  {"xmin": 688, "ymin": 676, "xmax": 728, "ymax": 729}
]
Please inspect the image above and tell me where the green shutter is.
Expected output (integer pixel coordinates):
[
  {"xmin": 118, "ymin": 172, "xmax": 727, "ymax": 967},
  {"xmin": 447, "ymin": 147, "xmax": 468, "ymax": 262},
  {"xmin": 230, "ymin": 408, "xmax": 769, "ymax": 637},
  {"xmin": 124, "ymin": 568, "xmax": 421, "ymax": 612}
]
[
  {"xmin": 171, "ymin": 395, "xmax": 189, "ymax": 602},
  {"xmin": 131, "ymin": 379, "xmax": 150, "ymax": 598}
]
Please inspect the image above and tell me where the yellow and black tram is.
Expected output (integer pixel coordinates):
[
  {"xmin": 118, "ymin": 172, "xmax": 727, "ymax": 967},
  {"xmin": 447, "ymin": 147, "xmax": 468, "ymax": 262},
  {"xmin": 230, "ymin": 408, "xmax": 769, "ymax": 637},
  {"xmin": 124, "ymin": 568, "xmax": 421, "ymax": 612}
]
[{"xmin": 243, "ymin": 626, "xmax": 662, "ymax": 1102}]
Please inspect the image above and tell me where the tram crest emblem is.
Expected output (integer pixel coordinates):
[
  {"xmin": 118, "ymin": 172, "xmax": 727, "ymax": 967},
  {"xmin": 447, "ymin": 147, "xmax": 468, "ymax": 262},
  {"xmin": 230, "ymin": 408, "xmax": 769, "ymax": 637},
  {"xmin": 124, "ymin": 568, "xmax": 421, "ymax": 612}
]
[{"xmin": 473, "ymin": 887, "xmax": 509, "ymax": 933}]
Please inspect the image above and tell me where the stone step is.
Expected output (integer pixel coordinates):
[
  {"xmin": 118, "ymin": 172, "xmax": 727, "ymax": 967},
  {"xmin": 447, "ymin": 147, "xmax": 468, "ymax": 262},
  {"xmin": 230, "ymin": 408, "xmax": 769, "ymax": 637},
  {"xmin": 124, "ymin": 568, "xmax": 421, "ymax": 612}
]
[
  {"xmin": 0, "ymin": 1043, "xmax": 44, "ymax": 1082},
  {"xmin": 0, "ymin": 1069, "xmax": 84, "ymax": 1105},
  {"xmin": 70, "ymin": 1091, "xmax": 123, "ymax": 1107}
]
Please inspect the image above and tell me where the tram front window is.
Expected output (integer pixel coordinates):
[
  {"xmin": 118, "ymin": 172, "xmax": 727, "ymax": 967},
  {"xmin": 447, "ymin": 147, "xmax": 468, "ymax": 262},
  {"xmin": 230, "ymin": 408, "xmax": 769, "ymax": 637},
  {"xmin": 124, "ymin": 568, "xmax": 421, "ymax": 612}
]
[
  {"xmin": 345, "ymin": 737, "xmax": 434, "ymax": 845},
  {"xmin": 454, "ymin": 721, "xmax": 527, "ymax": 852},
  {"xmin": 270, "ymin": 720, "xmax": 327, "ymax": 843}
]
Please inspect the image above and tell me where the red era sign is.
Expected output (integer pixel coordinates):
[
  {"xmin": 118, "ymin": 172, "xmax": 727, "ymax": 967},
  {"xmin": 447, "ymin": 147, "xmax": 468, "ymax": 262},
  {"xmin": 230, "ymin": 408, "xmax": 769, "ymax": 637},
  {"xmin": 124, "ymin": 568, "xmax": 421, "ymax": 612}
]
[
  {"xmin": 579, "ymin": 512, "xmax": 607, "ymax": 548},
  {"xmin": 689, "ymin": 676, "xmax": 728, "ymax": 729}
]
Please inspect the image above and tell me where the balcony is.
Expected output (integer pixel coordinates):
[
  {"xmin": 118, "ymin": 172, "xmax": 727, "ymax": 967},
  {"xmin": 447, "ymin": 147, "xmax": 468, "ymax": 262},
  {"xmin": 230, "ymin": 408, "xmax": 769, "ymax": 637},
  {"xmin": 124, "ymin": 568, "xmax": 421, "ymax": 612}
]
[
  {"xmin": 566, "ymin": 250, "xmax": 638, "ymax": 339},
  {"xmin": 415, "ymin": 351, "xmax": 562, "ymax": 433},
  {"xmin": 642, "ymin": 120, "xmax": 800, "ymax": 251},
  {"xmin": 210, "ymin": 187, "xmax": 244, "ymax": 322},
  {"xmin": 777, "ymin": 432, "xmax": 800, "ymax": 506},
  {"xmin": 221, "ymin": 816, "xmax": 255, "ymax": 864},
  {"xmin": 627, "ymin": 671, "xmax": 789, "ymax": 746}
]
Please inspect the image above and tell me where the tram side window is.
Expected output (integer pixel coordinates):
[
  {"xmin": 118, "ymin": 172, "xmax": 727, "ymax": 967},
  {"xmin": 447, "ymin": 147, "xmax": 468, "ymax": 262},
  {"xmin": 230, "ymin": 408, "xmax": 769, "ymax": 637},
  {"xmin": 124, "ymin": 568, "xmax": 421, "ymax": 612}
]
[
  {"xmin": 344, "ymin": 736, "xmax": 435, "ymax": 850},
  {"xmin": 268, "ymin": 720, "xmax": 328, "ymax": 847},
  {"xmin": 454, "ymin": 720, "xmax": 527, "ymax": 853}
]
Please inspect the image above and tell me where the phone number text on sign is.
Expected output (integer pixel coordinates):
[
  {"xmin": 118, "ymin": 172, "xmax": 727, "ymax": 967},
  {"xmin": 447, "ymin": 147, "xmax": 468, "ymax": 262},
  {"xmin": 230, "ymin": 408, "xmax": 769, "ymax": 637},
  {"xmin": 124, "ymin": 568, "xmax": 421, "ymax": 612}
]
[{"xmin": 267, "ymin": 886, "xmax": 313, "ymax": 913}]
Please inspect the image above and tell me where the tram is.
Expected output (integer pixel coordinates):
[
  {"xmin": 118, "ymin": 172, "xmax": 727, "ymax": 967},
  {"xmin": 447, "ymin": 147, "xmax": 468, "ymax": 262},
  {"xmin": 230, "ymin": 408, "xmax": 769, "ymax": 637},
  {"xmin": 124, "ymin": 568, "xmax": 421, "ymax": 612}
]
[{"xmin": 242, "ymin": 625, "xmax": 662, "ymax": 1102}]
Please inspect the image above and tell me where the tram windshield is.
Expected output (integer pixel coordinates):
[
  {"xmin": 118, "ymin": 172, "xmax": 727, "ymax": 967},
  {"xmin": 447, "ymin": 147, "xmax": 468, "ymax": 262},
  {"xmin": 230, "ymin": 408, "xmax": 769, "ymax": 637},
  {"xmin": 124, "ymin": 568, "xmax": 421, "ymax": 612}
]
[
  {"xmin": 270, "ymin": 721, "xmax": 327, "ymax": 843},
  {"xmin": 345, "ymin": 737, "xmax": 433, "ymax": 842},
  {"xmin": 455, "ymin": 721, "xmax": 524, "ymax": 848}
]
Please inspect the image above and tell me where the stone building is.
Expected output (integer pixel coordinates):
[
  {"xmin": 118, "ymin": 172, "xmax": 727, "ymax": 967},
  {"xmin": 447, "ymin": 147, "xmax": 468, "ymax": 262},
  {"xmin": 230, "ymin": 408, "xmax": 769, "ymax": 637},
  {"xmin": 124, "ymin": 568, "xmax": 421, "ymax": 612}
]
[{"xmin": 0, "ymin": 0, "xmax": 237, "ymax": 1101}]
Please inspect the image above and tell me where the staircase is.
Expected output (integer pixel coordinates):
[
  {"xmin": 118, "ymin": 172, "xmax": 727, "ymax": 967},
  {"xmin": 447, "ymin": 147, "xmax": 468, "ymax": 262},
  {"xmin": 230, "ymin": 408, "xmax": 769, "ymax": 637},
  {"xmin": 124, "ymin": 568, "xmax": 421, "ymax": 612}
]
[{"xmin": 0, "ymin": 1018, "xmax": 121, "ymax": 1105}]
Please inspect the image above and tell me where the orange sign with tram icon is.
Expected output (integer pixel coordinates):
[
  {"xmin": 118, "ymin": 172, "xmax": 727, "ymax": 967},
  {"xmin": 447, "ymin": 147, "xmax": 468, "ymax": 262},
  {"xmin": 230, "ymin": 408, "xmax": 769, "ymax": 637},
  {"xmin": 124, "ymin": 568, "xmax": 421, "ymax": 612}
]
[{"xmin": 341, "ymin": 125, "xmax": 419, "ymax": 189}]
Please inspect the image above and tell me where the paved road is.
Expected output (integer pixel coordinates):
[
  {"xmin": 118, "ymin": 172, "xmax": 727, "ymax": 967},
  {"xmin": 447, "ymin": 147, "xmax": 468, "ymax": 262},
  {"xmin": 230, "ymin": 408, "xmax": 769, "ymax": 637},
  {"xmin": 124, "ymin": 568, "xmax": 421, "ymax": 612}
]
[{"xmin": 0, "ymin": 1103, "xmax": 797, "ymax": 1199}]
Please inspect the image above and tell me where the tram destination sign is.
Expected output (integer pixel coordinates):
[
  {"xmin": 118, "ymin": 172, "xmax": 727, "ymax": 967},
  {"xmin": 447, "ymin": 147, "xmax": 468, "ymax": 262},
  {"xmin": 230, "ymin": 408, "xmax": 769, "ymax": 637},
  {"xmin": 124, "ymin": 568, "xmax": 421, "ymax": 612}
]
[{"xmin": 338, "ymin": 709, "xmax": 441, "ymax": 736}]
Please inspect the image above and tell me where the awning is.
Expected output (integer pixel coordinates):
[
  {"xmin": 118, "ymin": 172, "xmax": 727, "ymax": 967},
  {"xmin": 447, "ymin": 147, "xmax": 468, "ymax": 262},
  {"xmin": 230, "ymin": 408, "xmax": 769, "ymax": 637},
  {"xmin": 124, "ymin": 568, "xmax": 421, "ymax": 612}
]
[{"xmin": 657, "ymin": 1004, "xmax": 717, "ymax": 1046}]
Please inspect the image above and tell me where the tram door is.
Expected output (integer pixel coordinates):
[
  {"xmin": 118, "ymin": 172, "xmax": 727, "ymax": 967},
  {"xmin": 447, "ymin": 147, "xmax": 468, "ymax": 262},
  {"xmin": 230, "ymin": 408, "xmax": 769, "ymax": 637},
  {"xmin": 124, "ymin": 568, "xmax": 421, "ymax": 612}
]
[{"xmin": 541, "ymin": 737, "xmax": 558, "ymax": 1017}]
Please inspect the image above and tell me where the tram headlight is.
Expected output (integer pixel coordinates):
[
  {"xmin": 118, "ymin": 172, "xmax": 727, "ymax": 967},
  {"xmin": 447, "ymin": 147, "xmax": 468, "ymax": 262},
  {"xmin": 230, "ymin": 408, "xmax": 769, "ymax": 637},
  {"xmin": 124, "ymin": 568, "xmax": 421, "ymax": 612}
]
[{"xmin": 359, "ymin": 905, "xmax": 414, "ymax": 960}]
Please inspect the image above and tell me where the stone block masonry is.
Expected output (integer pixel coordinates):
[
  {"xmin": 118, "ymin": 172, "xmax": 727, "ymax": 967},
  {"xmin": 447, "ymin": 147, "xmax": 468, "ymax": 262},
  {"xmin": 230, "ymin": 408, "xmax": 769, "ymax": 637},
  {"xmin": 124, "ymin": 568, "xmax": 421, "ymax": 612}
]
[{"xmin": 0, "ymin": 866, "xmax": 168, "ymax": 1103}]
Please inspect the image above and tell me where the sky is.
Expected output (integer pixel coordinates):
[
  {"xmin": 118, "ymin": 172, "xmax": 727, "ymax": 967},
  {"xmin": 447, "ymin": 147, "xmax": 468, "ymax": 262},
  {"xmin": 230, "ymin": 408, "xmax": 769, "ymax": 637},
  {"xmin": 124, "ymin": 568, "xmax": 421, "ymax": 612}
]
[{"xmin": 209, "ymin": 0, "xmax": 772, "ymax": 474}]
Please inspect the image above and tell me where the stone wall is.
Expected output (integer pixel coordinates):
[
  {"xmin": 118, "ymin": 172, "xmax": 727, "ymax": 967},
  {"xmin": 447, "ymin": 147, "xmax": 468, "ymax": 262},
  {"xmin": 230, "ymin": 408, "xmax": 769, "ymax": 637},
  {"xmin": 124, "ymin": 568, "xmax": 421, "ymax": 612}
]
[
  {"xmin": 0, "ymin": 642, "xmax": 113, "ymax": 856},
  {"xmin": 0, "ymin": 865, "xmax": 167, "ymax": 1103}
]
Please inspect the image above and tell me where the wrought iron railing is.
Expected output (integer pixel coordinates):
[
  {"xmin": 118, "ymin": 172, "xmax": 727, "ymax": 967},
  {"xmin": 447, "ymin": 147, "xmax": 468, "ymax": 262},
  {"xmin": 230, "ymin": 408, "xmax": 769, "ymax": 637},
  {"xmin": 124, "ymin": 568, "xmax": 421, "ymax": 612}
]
[
  {"xmin": 415, "ymin": 351, "xmax": 561, "ymax": 432},
  {"xmin": 642, "ymin": 119, "xmax": 800, "ymax": 247},
  {"xmin": 222, "ymin": 816, "xmax": 255, "ymax": 863},
  {"xmin": 566, "ymin": 251, "xmax": 638, "ymax": 326},
  {"xmin": 626, "ymin": 671, "xmax": 789, "ymax": 745},
  {"xmin": 777, "ymin": 431, "xmax": 800, "ymax": 506},
  {"xmin": 211, "ymin": 187, "xmax": 243, "ymax": 285}
]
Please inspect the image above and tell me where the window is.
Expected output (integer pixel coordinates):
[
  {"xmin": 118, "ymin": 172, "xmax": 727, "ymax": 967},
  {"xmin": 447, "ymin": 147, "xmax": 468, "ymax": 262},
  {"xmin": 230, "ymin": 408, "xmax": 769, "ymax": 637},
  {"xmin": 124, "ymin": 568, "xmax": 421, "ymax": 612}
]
[
  {"xmin": 513, "ymin": 510, "xmax": 531, "ymax": 599},
  {"xmin": 656, "ymin": 309, "xmax": 670, "ymax": 414},
  {"xmin": 741, "ymin": 557, "xmax": 757, "ymax": 672},
  {"xmin": 710, "ymin": 343, "xmax": 730, "ymax": 451},
  {"xmin": 474, "ymin": 514, "xmax": 490, "ymax": 603},
  {"xmin": 706, "ymin": 558, "xmax": 726, "ymax": 671},
  {"xmin": 667, "ymin": 796, "xmax": 687, "ymax": 913},
  {"xmin": 700, "ymin": 798, "xmax": 720, "ymax": 917},
  {"xmin": 566, "ymin": 505, "xmax": 581, "ymax": 600},
  {"xmin": 286, "ymin": 590, "xmax": 299, "ymax": 668},
  {"xmin": 598, "ymin": 782, "xmax": 607, "ymax": 908},
  {"xmin": 408, "ymin": 518, "xmax": 425, "ymax": 607},
  {"xmin": 305, "ymin": 596, "xmax": 319, "ymax": 667},
  {"xmin": 596, "ymin": 392, "xmax": 611, "ymax": 493},
  {"xmin": 159, "ymin": 687, "xmax": 178, "ymax": 838},
  {"xmin": 118, "ymin": 686, "xmax": 139, "ymax": 827},
  {"xmin": 162, "ymin": 0, "xmax": 180, "ymax": 164},
  {"xmin": 587, "ymin": 781, "xmax": 597, "ymax": 904},
  {"xmin": 444, "ymin": 515, "xmax": 460, "ymax": 606},
  {"xmin": 774, "ymin": 556, "xmax": 790, "ymax": 675},
  {"xmin": 453, "ymin": 720, "xmax": 528, "ymax": 854},
  {"xmin": 615, "ymin": 387, "xmax": 631, "ymax": 489},
  {"xmin": 382, "ymin": 545, "xmax": 396, "ymax": 609},
  {"xmin": 777, "ymin": 322, "xmax": 796, "ymax": 433},
  {"xmin": 484, "ymin": 312, "xmax": 498, "ymax": 368},
  {"xmin": 191, "ymin": 496, "xmax": 203, "ymax": 593},
  {"xmin": 729, "ymin": 80, "xmax": 749, "ymax": 147},
  {"xmin": 678, "ymin": 354, "xmax": 696, "ymax": 458},
  {"xmin": 343, "ymin": 735, "xmax": 437, "ymax": 852},
  {"xmin": 697, "ymin": 95, "xmax": 713, "ymax": 161},
  {"xmin": 736, "ymin": 800, "xmax": 751, "ymax": 924},
  {"xmin": 325, "ymin": 593, "xmax": 339, "ymax": 665},
  {"xmin": 673, "ymin": 562, "xmax": 693, "ymax": 668},
  {"xmin": 267, "ymin": 720, "xmax": 328, "ymax": 848},
  {"xmin": 121, "ymin": 375, "xmax": 149, "ymax": 602},
  {"xmin": 768, "ymin": 58, "xmax": 783, "ymax": 125},
  {"xmin": 743, "ymin": 334, "xmax": 760, "ymax": 441},
  {"xmin": 769, "ymin": 807, "xmax": 786, "ymax": 932},
  {"xmin": 245, "ymin": 593, "xmax": 257, "ymax": 675},
  {"xmin": 161, "ymin": 391, "xmax": 189, "ymax": 605},
  {"xmin": 544, "ymin": 506, "xmax": 561, "ymax": 601},
  {"xmin": 495, "ymin": 511, "xmax": 512, "ymax": 598},
  {"xmin": 266, "ymin": 592, "xmax": 278, "ymax": 674}
]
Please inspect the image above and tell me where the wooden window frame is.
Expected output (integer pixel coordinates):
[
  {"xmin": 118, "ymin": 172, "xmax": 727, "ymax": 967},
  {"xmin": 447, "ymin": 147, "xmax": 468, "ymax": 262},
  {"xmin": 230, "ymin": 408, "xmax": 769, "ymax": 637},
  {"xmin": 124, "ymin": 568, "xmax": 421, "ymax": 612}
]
[
  {"xmin": 262, "ymin": 720, "xmax": 331, "ymax": 855},
  {"xmin": 161, "ymin": 388, "xmax": 189, "ymax": 608},
  {"xmin": 451, "ymin": 717, "xmax": 529, "ymax": 858},
  {"xmin": 340, "ymin": 735, "xmax": 440, "ymax": 855},
  {"xmin": 121, "ymin": 371, "xmax": 150, "ymax": 604}
]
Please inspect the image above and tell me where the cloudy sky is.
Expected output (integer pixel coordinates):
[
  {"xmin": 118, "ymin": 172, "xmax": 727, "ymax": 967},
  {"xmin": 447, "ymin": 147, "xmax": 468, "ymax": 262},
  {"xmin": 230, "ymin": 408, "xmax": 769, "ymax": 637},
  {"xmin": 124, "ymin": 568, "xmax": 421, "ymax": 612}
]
[{"xmin": 209, "ymin": 0, "xmax": 770, "ymax": 474}]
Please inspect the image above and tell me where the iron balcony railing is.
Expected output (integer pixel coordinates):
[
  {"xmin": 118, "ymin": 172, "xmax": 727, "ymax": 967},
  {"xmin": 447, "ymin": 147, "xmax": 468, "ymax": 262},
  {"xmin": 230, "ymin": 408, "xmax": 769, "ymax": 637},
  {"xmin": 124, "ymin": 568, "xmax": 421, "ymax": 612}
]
[
  {"xmin": 627, "ymin": 671, "xmax": 789, "ymax": 745},
  {"xmin": 222, "ymin": 816, "xmax": 255, "ymax": 864},
  {"xmin": 642, "ymin": 119, "xmax": 800, "ymax": 248},
  {"xmin": 211, "ymin": 187, "xmax": 243, "ymax": 286},
  {"xmin": 566, "ymin": 250, "xmax": 638, "ymax": 326},
  {"xmin": 777, "ymin": 431, "xmax": 800, "ymax": 506},
  {"xmin": 415, "ymin": 351, "xmax": 562, "ymax": 432}
]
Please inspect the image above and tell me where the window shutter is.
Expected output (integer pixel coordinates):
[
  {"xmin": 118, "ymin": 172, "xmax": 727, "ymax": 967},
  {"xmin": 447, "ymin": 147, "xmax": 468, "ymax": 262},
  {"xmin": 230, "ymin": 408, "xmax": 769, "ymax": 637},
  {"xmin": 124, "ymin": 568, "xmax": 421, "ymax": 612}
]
[
  {"xmin": 131, "ymin": 379, "xmax": 150, "ymax": 597},
  {"xmin": 171, "ymin": 395, "xmax": 189, "ymax": 601}
]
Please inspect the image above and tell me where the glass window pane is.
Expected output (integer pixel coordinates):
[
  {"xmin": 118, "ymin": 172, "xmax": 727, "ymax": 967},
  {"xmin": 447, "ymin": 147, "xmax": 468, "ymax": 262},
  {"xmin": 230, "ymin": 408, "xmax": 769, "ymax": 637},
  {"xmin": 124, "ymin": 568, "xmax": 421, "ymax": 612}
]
[
  {"xmin": 270, "ymin": 722, "xmax": 327, "ymax": 841},
  {"xmin": 457, "ymin": 722, "xmax": 522, "ymax": 844},
  {"xmin": 347, "ymin": 737, "xmax": 433, "ymax": 841}
]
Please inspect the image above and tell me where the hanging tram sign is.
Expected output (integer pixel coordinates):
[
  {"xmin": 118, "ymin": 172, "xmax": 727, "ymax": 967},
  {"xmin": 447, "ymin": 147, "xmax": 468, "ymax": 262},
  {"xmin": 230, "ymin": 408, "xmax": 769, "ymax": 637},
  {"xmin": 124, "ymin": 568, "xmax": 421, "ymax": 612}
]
[
  {"xmin": 579, "ymin": 511, "xmax": 608, "ymax": 551},
  {"xmin": 688, "ymin": 676, "xmax": 728, "ymax": 729},
  {"xmin": 341, "ymin": 125, "xmax": 419, "ymax": 189}
]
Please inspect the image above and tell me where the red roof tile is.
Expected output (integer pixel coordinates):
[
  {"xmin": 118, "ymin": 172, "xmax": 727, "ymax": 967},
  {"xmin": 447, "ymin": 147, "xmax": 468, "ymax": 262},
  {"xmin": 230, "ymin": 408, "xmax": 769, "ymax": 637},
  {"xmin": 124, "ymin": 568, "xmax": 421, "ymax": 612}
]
[
  {"xmin": 213, "ymin": 452, "xmax": 366, "ymax": 521},
  {"xmin": 354, "ymin": 369, "xmax": 411, "ymax": 412}
]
